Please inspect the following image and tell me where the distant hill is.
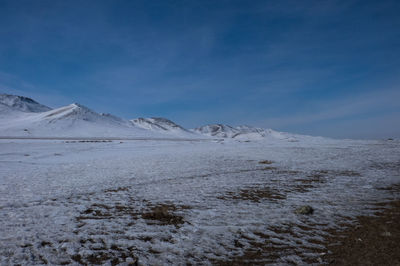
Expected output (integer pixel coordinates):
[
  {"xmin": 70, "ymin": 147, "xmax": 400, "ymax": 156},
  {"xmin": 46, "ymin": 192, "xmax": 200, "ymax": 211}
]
[
  {"xmin": 0, "ymin": 94, "xmax": 51, "ymax": 113},
  {"xmin": 193, "ymin": 124, "xmax": 298, "ymax": 141},
  {"xmin": 130, "ymin": 117, "xmax": 196, "ymax": 137},
  {"xmin": 0, "ymin": 93, "xmax": 304, "ymax": 142}
]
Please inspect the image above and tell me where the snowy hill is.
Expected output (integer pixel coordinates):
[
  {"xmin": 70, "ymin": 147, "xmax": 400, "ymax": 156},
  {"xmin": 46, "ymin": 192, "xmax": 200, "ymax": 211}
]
[
  {"xmin": 43, "ymin": 103, "xmax": 129, "ymax": 126},
  {"xmin": 193, "ymin": 124, "xmax": 298, "ymax": 141},
  {"xmin": 0, "ymin": 94, "xmax": 51, "ymax": 113},
  {"xmin": 130, "ymin": 117, "xmax": 198, "ymax": 137},
  {"xmin": 193, "ymin": 124, "xmax": 241, "ymax": 138},
  {"xmin": 0, "ymin": 100, "xmax": 170, "ymax": 138},
  {"xmin": 0, "ymin": 93, "xmax": 306, "ymax": 141}
]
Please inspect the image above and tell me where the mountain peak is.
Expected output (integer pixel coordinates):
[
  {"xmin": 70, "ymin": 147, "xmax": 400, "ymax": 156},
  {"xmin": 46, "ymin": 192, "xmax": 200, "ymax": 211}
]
[
  {"xmin": 194, "ymin": 124, "xmax": 239, "ymax": 138},
  {"xmin": 0, "ymin": 94, "xmax": 51, "ymax": 113},
  {"xmin": 130, "ymin": 117, "xmax": 190, "ymax": 133},
  {"xmin": 0, "ymin": 93, "xmax": 295, "ymax": 141},
  {"xmin": 68, "ymin": 103, "xmax": 90, "ymax": 110},
  {"xmin": 43, "ymin": 103, "xmax": 101, "ymax": 121}
]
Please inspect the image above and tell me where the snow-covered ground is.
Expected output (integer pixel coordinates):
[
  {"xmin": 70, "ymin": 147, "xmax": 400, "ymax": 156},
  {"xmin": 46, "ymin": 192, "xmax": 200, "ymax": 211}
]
[{"xmin": 0, "ymin": 137, "xmax": 399, "ymax": 265}]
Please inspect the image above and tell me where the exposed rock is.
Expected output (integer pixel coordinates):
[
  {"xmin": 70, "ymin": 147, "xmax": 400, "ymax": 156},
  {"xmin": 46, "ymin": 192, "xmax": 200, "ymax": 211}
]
[{"xmin": 295, "ymin": 205, "xmax": 314, "ymax": 215}]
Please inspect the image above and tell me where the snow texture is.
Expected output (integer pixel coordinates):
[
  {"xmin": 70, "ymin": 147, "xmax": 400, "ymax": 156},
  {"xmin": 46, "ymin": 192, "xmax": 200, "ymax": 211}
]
[{"xmin": 0, "ymin": 138, "xmax": 399, "ymax": 265}]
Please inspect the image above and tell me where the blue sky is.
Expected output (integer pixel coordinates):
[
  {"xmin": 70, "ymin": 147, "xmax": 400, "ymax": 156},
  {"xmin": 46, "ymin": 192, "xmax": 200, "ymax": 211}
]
[{"xmin": 0, "ymin": 0, "xmax": 399, "ymax": 139}]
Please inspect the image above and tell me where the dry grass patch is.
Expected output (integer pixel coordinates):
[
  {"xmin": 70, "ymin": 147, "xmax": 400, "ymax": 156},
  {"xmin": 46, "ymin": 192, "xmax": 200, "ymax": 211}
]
[
  {"xmin": 76, "ymin": 202, "xmax": 138, "ymax": 221},
  {"xmin": 214, "ymin": 222, "xmax": 327, "ymax": 265},
  {"xmin": 274, "ymin": 169, "xmax": 302, "ymax": 175},
  {"xmin": 370, "ymin": 161, "xmax": 400, "ymax": 172},
  {"xmin": 322, "ymin": 199, "xmax": 400, "ymax": 265},
  {"xmin": 104, "ymin": 186, "xmax": 130, "ymax": 193},
  {"xmin": 293, "ymin": 171, "xmax": 328, "ymax": 192},
  {"xmin": 219, "ymin": 186, "xmax": 286, "ymax": 202},
  {"xmin": 65, "ymin": 140, "xmax": 112, "ymax": 143},
  {"xmin": 141, "ymin": 204, "xmax": 186, "ymax": 227},
  {"xmin": 261, "ymin": 166, "xmax": 278, "ymax": 171},
  {"xmin": 71, "ymin": 238, "xmax": 139, "ymax": 265},
  {"xmin": 335, "ymin": 170, "xmax": 361, "ymax": 177},
  {"xmin": 258, "ymin": 160, "xmax": 274, "ymax": 165},
  {"xmin": 315, "ymin": 169, "xmax": 361, "ymax": 177}
]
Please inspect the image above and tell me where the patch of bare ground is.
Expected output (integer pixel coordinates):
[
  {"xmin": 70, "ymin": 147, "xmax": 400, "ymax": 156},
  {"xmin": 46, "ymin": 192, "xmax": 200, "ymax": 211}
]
[
  {"xmin": 319, "ymin": 169, "xmax": 361, "ymax": 177},
  {"xmin": 217, "ymin": 168, "xmax": 336, "ymax": 202},
  {"xmin": 65, "ymin": 140, "xmax": 112, "ymax": 143},
  {"xmin": 71, "ymin": 248, "xmax": 138, "ymax": 265},
  {"xmin": 334, "ymin": 170, "xmax": 361, "ymax": 177},
  {"xmin": 141, "ymin": 203, "xmax": 189, "ymax": 227},
  {"xmin": 377, "ymin": 183, "xmax": 400, "ymax": 192},
  {"xmin": 302, "ymin": 171, "xmax": 328, "ymax": 183},
  {"xmin": 218, "ymin": 186, "xmax": 286, "ymax": 202},
  {"xmin": 104, "ymin": 186, "xmax": 130, "ymax": 193},
  {"xmin": 258, "ymin": 160, "xmax": 274, "ymax": 165},
  {"xmin": 322, "ymin": 184, "xmax": 400, "ymax": 265},
  {"xmin": 213, "ymin": 223, "xmax": 326, "ymax": 265},
  {"xmin": 274, "ymin": 169, "xmax": 302, "ymax": 175},
  {"xmin": 291, "ymin": 171, "xmax": 329, "ymax": 193},
  {"xmin": 76, "ymin": 199, "xmax": 191, "ymax": 226},
  {"xmin": 289, "ymin": 169, "xmax": 360, "ymax": 193},
  {"xmin": 369, "ymin": 161, "xmax": 400, "ymax": 172},
  {"xmin": 76, "ymin": 201, "xmax": 140, "ymax": 224},
  {"xmin": 261, "ymin": 166, "xmax": 278, "ymax": 171}
]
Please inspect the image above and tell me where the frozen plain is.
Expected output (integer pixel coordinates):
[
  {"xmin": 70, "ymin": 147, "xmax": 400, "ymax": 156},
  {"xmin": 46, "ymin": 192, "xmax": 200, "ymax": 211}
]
[{"xmin": 0, "ymin": 137, "xmax": 399, "ymax": 265}]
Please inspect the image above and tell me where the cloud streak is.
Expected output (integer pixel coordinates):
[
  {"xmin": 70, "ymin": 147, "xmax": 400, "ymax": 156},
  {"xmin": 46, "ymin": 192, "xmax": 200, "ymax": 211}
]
[{"xmin": 0, "ymin": 0, "xmax": 399, "ymax": 138}]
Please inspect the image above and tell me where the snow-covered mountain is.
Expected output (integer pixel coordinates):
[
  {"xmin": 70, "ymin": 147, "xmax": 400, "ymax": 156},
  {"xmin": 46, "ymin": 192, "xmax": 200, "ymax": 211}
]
[
  {"xmin": 0, "ymin": 95, "xmax": 174, "ymax": 138},
  {"xmin": 193, "ymin": 124, "xmax": 298, "ymax": 141},
  {"xmin": 0, "ymin": 94, "xmax": 51, "ymax": 113},
  {"xmin": 130, "ymin": 117, "xmax": 195, "ymax": 137},
  {"xmin": 193, "ymin": 124, "xmax": 241, "ymax": 138},
  {"xmin": 0, "ymin": 93, "xmax": 302, "ymax": 141}
]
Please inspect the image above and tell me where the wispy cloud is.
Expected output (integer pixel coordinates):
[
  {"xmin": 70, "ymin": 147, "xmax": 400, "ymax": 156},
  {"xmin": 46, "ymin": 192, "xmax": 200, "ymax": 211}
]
[
  {"xmin": 257, "ymin": 87, "xmax": 400, "ymax": 135},
  {"xmin": 0, "ymin": 0, "xmax": 399, "ymax": 138}
]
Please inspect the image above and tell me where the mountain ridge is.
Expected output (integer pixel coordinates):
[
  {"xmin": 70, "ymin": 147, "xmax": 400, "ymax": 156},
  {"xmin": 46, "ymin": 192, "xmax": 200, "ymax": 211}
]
[
  {"xmin": 0, "ymin": 94, "xmax": 51, "ymax": 113},
  {"xmin": 0, "ymin": 93, "xmax": 299, "ymax": 141}
]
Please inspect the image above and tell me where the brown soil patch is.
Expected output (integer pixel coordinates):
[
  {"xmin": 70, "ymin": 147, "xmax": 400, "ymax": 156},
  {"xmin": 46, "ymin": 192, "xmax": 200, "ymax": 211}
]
[
  {"xmin": 334, "ymin": 170, "xmax": 361, "ymax": 177},
  {"xmin": 76, "ymin": 203, "xmax": 138, "ymax": 221},
  {"xmin": 213, "ymin": 191, "xmax": 400, "ymax": 266},
  {"xmin": 322, "ymin": 200, "xmax": 400, "ymax": 265},
  {"xmin": 104, "ymin": 186, "xmax": 130, "ymax": 193},
  {"xmin": 141, "ymin": 204, "xmax": 185, "ymax": 227},
  {"xmin": 213, "ymin": 223, "xmax": 325, "ymax": 265},
  {"xmin": 370, "ymin": 161, "xmax": 400, "ymax": 172},
  {"xmin": 66, "ymin": 140, "xmax": 112, "ymax": 143},
  {"xmin": 70, "ymin": 235, "xmax": 139, "ymax": 265},
  {"xmin": 262, "ymin": 166, "xmax": 278, "ymax": 171},
  {"xmin": 258, "ymin": 160, "xmax": 274, "ymax": 165},
  {"xmin": 71, "ymin": 251, "xmax": 138, "ymax": 265},
  {"xmin": 274, "ymin": 169, "xmax": 302, "ymax": 175},
  {"xmin": 218, "ymin": 186, "xmax": 286, "ymax": 202},
  {"xmin": 319, "ymin": 169, "xmax": 361, "ymax": 177}
]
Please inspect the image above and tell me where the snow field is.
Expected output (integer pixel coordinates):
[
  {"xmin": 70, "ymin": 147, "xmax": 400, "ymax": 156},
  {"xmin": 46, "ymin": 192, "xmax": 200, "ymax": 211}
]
[{"xmin": 0, "ymin": 138, "xmax": 399, "ymax": 265}]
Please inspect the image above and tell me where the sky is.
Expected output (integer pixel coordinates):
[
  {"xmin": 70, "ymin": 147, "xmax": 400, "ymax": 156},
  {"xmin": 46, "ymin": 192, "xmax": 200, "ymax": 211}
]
[{"xmin": 0, "ymin": 0, "xmax": 399, "ymax": 139}]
